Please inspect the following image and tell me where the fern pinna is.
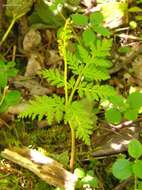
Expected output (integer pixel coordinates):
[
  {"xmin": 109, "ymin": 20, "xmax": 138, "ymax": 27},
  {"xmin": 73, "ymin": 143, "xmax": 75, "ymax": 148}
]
[{"xmin": 20, "ymin": 13, "xmax": 115, "ymax": 171}]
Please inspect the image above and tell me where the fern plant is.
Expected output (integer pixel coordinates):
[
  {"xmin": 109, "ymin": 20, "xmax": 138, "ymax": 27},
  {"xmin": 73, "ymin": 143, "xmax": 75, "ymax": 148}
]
[{"xmin": 20, "ymin": 13, "xmax": 116, "ymax": 171}]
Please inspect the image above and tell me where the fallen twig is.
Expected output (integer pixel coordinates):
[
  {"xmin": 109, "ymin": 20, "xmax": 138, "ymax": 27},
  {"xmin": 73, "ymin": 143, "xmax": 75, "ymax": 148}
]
[{"xmin": 1, "ymin": 148, "xmax": 77, "ymax": 190}]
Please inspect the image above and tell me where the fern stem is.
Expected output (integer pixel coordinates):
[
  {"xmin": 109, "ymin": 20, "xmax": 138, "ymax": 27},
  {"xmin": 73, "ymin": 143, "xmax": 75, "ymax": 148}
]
[
  {"xmin": 68, "ymin": 73, "xmax": 82, "ymax": 104},
  {"xmin": 69, "ymin": 121, "xmax": 75, "ymax": 173},
  {"xmin": 64, "ymin": 50, "xmax": 68, "ymax": 107},
  {"xmin": 68, "ymin": 63, "xmax": 88, "ymax": 104}
]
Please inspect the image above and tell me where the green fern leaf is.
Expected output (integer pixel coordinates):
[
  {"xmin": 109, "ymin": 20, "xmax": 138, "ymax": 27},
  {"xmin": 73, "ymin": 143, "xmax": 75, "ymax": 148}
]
[
  {"xmin": 19, "ymin": 95, "xmax": 64, "ymax": 124},
  {"xmin": 41, "ymin": 69, "xmax": 64, "ymax": 87},
  {"xmin": 84, "ymin": 65, "xmax": 110, "ymax": 81},
  {"xmin": 66, "ymin": 51, "xmax": 83, "ymax": 75},
  {"xmin": 92, "ymin": 58, "xmax": 112, "ymax": 68},
  {"xmin": 90, "ymin": 38, "xmax": 112, "ymax": 57},
  {"xmin": 65, "ymin": 101, "xmax": 94, "ymax": 145},
  {"xmin": 68, "ymin": 76, "xmax": 76, "ymax": 90},
  {"xmin": 78, "ymin": 82, "xmax": 98, "ymax": 101},
  {"xmin": 78, "ymin": 82, "xmax": 116, "ymax": 101},
  {"xmin": 77, "ymin": 44, "xmax": 90, "ymax": 64},
  {"xmin": 97, "ymin": 85, "xmax": 116, "ymax": 99}
]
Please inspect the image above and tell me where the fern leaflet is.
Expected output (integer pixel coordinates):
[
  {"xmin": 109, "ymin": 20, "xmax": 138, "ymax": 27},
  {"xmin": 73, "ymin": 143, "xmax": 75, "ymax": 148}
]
[
  {"xmin": 19, "ymin": 95, "xmax": 64, "ymax": 124},
  {"xmin": 77, "ymin": 44, "xmax": 90, "ymax": 64},
  {"xmin": 90, "ymin": 38, "xmax": 112, "ymax": 57},
  {"xmin": 65, "ymin": 101, "xmax": 94, "ymax": 145},
  {"xmin": 41, "ymin": 69, "xmax": 64, "ymax": 88},
  {"xmin": 78, "ymin": 82, "xmax": 116, "ymax": 101},
  {"xmin": 83, "ymin": 65, "xmax": 110, "ymax": 81},
  {"xmin": 66, "ymin": 51, "xmax": 83, "ymax": 75}
]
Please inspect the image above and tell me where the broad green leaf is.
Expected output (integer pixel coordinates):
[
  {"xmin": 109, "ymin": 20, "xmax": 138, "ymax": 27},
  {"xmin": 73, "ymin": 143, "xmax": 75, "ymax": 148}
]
[
  {"xmin": 109, "ymin": 95, "xmax": 125, "ymax": 108},
  {"xmin": 28, "ymin": 11, "xmax": 44, "ymax": 25},
  {"xmin": 36, "ymin": 0, "xmax": 64, "ymax": 27},
  {"xmin": 82, "ymin": 28, "xmax": 96, "ymax": 47},
  {"xmin": 81, "ymin": 175, "xmax": 98, "ymax": 188},
  {"xmin": 127, "ymin": 92, "xmax": 142, "ymax": 109},
  {"xmin": 129, "ymin": 6, "xmax": 142, "ymax": 12},
  {"xmin": 128, "ymin": 139, "xmax": 142, "ymax": 159},
  {"xmin": 0, "ymin": 60, "xmax": 6, "ymax": 67},
  {"xmin": 71, "ymin": 13, "xmax": 88, "ymax": 26},
  {"xmin": 90, "ymin": 12, "xmax": 104, "ymax": 26},
  {"xmin": 133, "ymin": 160, "xmax": 142, "ymax": 179},
  {"xmin": 6, "ymin": 0, "xmax": 33, "ymax": 18},
  {"xmin": 0, "ymin": 62, "xmax": 7, "ymax": 88},
  {"xmin": 94, "ymin": 25, "xmax": 111, "ymax": 36},
  {"xmin": 7, "ymin": 68, "xmax": 18, "ymax": 78},
  {"xmin": 105, "ymin": 108, "xmax": 122, "ymax": 124},
  {"xmin": 5, "ymin": 90, "xmax": 21, "ymax": 106},
  {"xmin": 0, "ymin": 72, "xmax": 7, "ymax": 88},
  {"xmin": 112, "ymin": 159, "xmax": 132, "ymax": 180},
  {"xmin": 124, "ymin": 109, "xmax": 138, "ymax": 120},
  {"xmin": 6, "ymin": 61, "xmax": 16, "ymax": 68},
  {"xmin": 74, "ymin": 168, "xmax": 85, "ymax": 179},
  {"xmin": 118, "ymin": 46, "xmax": 131, "ymax": 54},
  {"xmin": 135, "ymin": 15, "xmax": 142, "ymax": 21},
  {"xmin": 0, "ymin": 101, "xmax": 9, "ymax": 113}
]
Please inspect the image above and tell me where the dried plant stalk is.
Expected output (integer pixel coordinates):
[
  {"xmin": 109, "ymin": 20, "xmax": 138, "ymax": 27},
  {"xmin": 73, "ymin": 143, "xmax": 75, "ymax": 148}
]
[{"xmin": 1, "ymin": 148, "xmax": 77, "ymax": 190}]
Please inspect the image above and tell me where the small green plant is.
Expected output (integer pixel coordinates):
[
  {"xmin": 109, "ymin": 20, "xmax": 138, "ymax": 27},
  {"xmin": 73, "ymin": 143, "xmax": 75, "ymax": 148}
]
[
  {"xmin": 0, "ymin": 60, "xmax": 21, "ymax": 113},
  {"xmin": 105, "ymin": 92, "xmax": 142, "ymax": 125},
  {"xmin": 19, "ymin": 12, "xmax": 142, "ymax": 172},
  {"xmin": 74, "ymin": 168, "xmax": 99, "ymax": 189},
  {"xmin": 20, "ymin": 12, "xmax": 116, "ymax": 171},
  {"xmin": 112, "ymin": 139, "xmax": 142, "ymax": 190}
]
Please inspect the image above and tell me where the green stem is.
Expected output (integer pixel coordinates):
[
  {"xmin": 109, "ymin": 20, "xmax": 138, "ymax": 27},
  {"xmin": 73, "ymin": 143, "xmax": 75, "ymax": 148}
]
[
  {"xmin": 69, "ymin": 121, "xmax": 75, "ymax": 172},
  {"xmin": 68, "ymin": 63, "xmax": 89, "ymax": 104},
  {"xmin": 64, "ymin": 50, "xmax": 68, "ymax": 108},
  {"xmin": 0, "ymin": 86, "xmax": 8, "ymax": 106},
  {"xmin": 0, "ymin": 13, "xmax": 25, "ymax": 46},
  {"xmin": 0, "ymin": 17, "xmax": 16, "ymax": 46},
  {"xmin": 68, "ymin": 72, "xmax": 83, "ymax": 104}
]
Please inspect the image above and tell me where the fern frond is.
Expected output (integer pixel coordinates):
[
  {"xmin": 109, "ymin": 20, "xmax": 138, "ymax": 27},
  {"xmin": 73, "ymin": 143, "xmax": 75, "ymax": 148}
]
[
  {"xmin": 58, "ymin": 19, "xmax": 72, "ymax": 57},
  {"xmin": 77, "ymin": 45, "xmax": 90, "ymax": 64},
  {"xmin": 68, "ymin": 76, "xmax": 75, "ymax": 90},
  {"xmin": 41, "ymin": 69, "xmax": 64, "ymax": 88},
  {"xmin": 84, "ymin": 65, "xmax": 110, "ymax": 81},
  {"xmin": 96, "ymin": 85, "xmax": 116, "ymax": 99},
  {"xmin": 78, "ymin": 82, "xmax": 98, "ymax": 101},
  {"xmin": 65, "ymin": 101, "xmax": 94, "ymax": 145},
  {"xmin": 19, "ymin": 95, "xmax": 65, "ymax": 124},
  {"xmin": 66, "ymin": 51, "xmax": 83, "ymax": 75},
  {"xmin": 78, "ymin": 82, "xmax": 116, "ymax": 101},
  {"xmin": 92, "ymin": 58, "xmax": 112, "ymax": 68},
  {"xmin": 90, "ymin": 38, "xmax": 112, "ymax": 57}
]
